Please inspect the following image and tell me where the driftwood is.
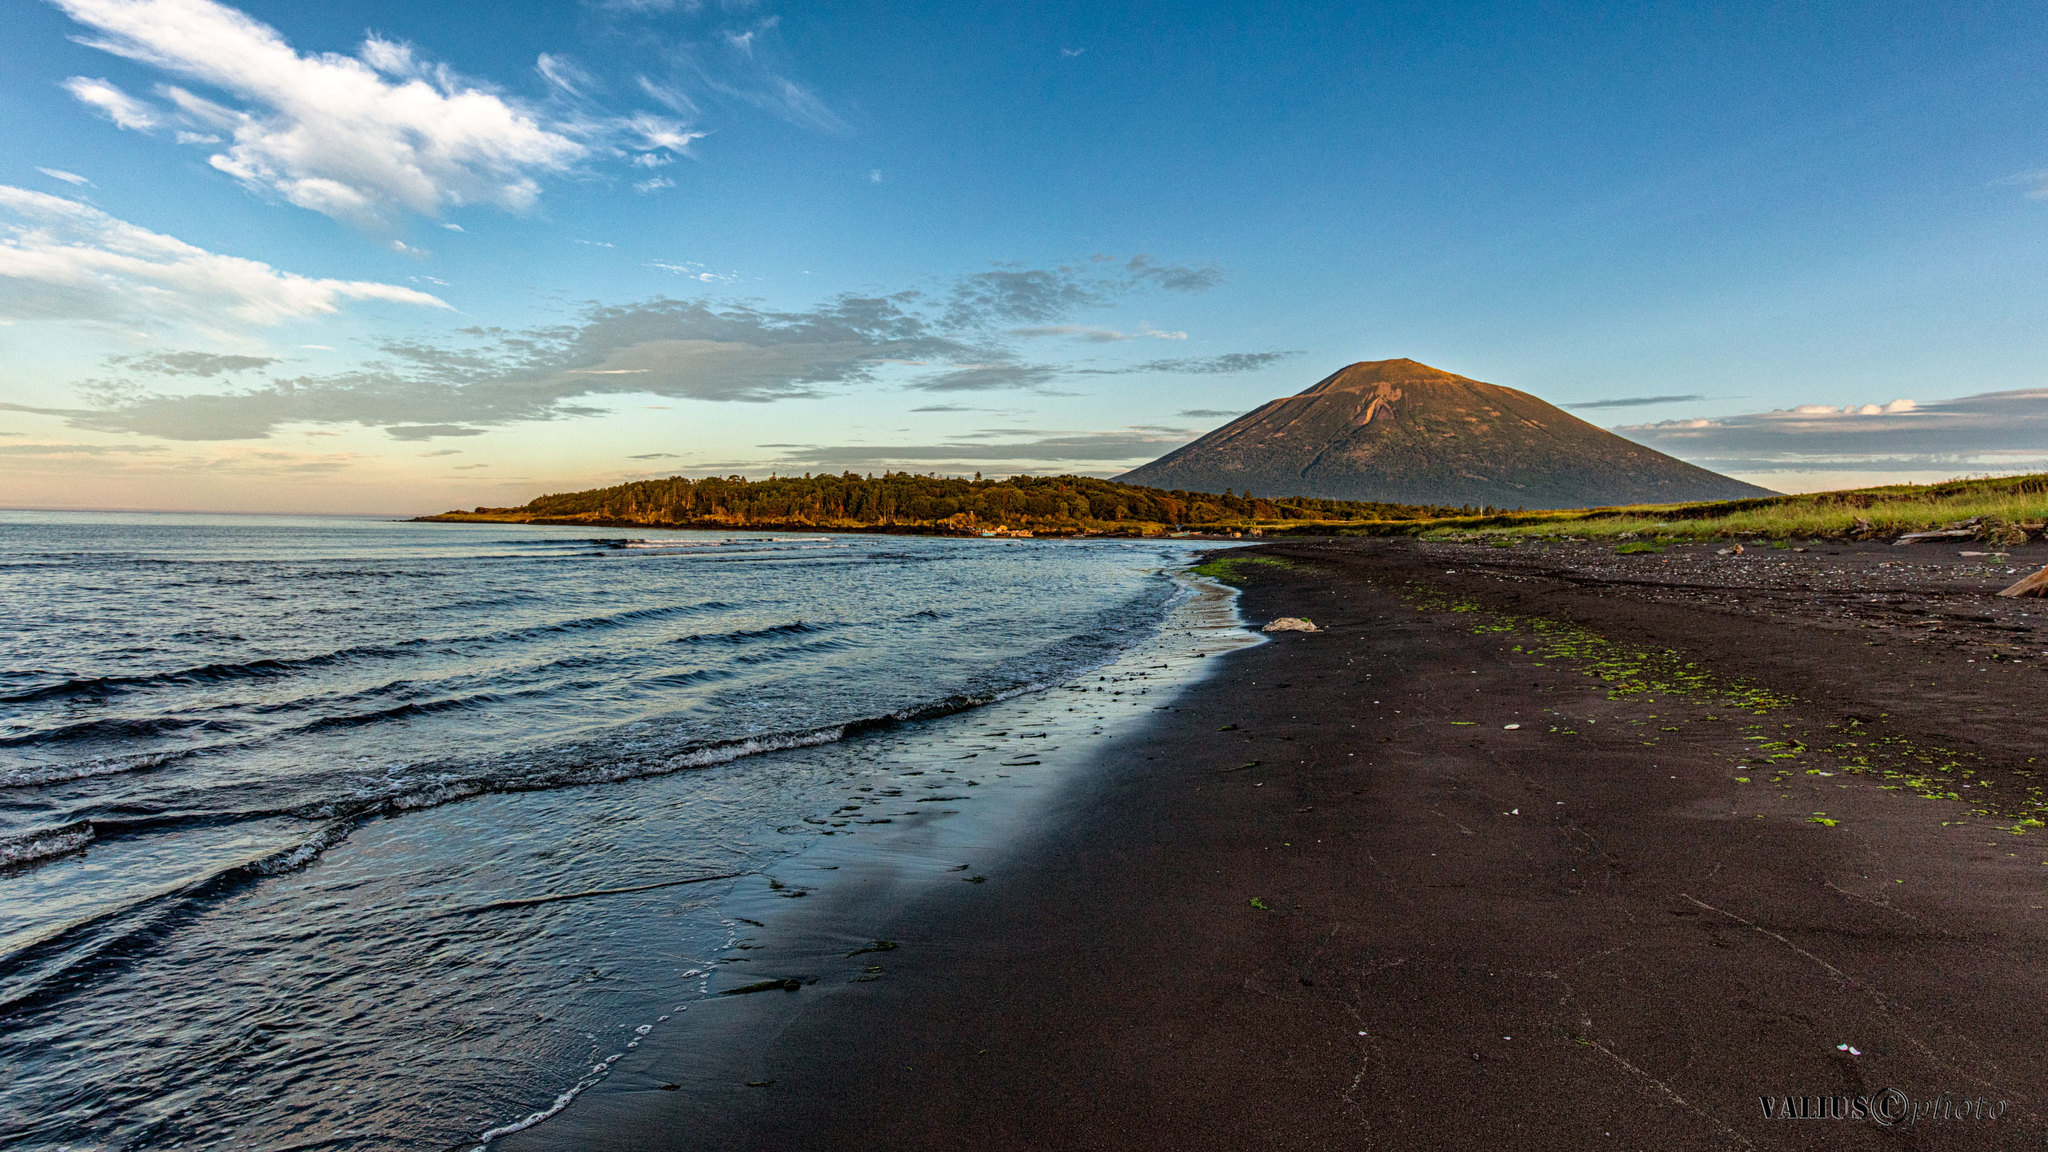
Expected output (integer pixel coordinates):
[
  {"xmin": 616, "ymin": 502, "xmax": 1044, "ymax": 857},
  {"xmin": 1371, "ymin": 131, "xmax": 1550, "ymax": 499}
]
[
  {"xmin": 1261, "ymin": 617, "xmax": 1321, "ymax": 633},
  {"xmin": 1893, "ymin": 529, "xmax": 1977, "ymax": 545},
  {"xmin": 1997, "ymin": 566, "xmax": 2048, "ymax": 598}
]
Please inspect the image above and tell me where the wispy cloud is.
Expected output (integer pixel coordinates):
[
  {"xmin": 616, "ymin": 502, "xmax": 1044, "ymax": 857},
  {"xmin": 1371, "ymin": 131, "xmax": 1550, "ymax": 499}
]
[
  {"xmin": 57, "ymin": 292, "xmax": 976, "ymax": 438},
  {"xmin": 909, "ymin": 363, "xmax": 1061, "ymax": 392},
  {"xmin": 943, "ymin": 267, "xmax": 1113, "ymax": 328},
  {"xmin": 62, "ymin": 76, "xmax": 159, "ymax": 130},
  {"xmin": 1010, "ymin": 324, "xmax": 1186, "ymax": 342},
  {"xmin": 939, "ymin": 258, "xmax": 1225, "ymax": 331},
  {"xmin": 744, "ymin": 427, "xmax": 1194, "ymax": 474},
  {"xmin": 108, "ymin": 350, "xmax": 278, "ymax": 375},
  {"xmin": 36, "ymin": 167, "xmax": 93, "ymax": 186},
  {"xmin": 51, "ymin": 0, "xmax": 692, "ymax": 230},
  {"xmin": 1123, "ymin": 253, "xmax": 1222, "ymax": 293},
  {"xmin": 0, "ymin": 439, "xmax": 371, "ymax": 490},
  {"xmin": 703, "ymin": 72, "xmax": 844, "ymax": 133},
  {"xmin": 1099, "ymin": 351, "xmax": 1301, "ymax": 375},
  {"xmin": 41, "ymin": 258, "xmax": 1247, "ymax": 439},
  {"xmin": 903, "ymin": 346, "xmax": 1294, "ymax": 392},
  {"xmin": 615, "ymin": 5, "xmax": 845, "ymax": 134},
  {"xmin": 534, "ymin": 52, "xmax": 594, "ymax": 98},
  {"xmin": 649, "ymin": 260, "xmax": 736, "ymax": 282},
  {"xmin": 0, "ymin": 439, "xmax": 166, "ymax": 456},
  {"xmin": 1565, "ymin": 393, "xmax": 1706, "ymax": 410},
  {"xmin": 1615, "ymin": 389, "xmax": 2048, "ymax": 473},
  {"xmin": 1176, "ymin": 408, "xmax": 1239, "ymax": 418},
  {"xmin": 0, "ymin": 186, "xmax": 447, "ymax": 329}
]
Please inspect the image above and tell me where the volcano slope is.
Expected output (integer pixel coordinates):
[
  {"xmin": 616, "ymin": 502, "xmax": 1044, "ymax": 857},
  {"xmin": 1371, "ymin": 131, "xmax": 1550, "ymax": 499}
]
[{"xmin": 1120, "ymin": 358, "xmax": 1773, "ymax": 510}]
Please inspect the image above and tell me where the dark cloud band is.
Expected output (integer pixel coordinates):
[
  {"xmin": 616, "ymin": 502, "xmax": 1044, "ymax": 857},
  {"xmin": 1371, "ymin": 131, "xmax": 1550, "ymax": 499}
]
[{"xmin": 53, "ymin": 258, "xmax": 1251, "ymax": 440}]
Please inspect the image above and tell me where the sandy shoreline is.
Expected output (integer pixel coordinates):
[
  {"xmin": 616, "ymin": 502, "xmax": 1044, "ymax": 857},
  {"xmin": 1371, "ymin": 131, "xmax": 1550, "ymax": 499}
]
[{"xmin": 508, "ymin": 537, "xmax": 2048, "ymax": 1151}]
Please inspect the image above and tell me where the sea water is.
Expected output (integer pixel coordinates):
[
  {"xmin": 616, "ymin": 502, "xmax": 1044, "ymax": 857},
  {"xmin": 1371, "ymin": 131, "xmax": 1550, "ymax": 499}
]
[{"xmin": 0, "ymin": 511, "xmax": 1238, "ymax": 1149}]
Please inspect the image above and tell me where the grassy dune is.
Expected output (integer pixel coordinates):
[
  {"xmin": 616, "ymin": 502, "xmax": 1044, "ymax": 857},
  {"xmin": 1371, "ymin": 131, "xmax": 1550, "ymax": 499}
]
[{"xmin": 1295, "ymin": 472, "xmax": 2048, "ymax": 545}]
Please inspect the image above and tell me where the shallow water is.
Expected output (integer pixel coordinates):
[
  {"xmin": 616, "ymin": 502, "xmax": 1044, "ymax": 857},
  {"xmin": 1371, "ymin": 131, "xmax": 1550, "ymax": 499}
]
[{"xmin": 0, "ymin": 511, "xmax": 1235, "ymax": 1149}]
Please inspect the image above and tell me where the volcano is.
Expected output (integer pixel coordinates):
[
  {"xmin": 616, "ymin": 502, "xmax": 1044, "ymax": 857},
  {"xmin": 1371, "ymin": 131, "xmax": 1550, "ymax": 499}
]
[{"xmin": 1118, "ymin": 359, "xmax": 1772, "ymax": 509}]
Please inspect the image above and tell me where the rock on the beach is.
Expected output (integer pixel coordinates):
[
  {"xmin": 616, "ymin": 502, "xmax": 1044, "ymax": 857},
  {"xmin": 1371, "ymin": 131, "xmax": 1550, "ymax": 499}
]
[
  {"xmin": 1261, "ymin": 617, "xmax": 1321, "ymax": 633},
  {"xmin": 1997, "ymin": 565, "xmax": 2048, "ymax": 598}
]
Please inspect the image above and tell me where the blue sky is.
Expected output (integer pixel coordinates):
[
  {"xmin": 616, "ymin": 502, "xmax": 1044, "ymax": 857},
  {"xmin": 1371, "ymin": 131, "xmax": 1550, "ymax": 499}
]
[{"xmin": 5, "ymin": 0, "xmax": 2048, "ymax": 512}]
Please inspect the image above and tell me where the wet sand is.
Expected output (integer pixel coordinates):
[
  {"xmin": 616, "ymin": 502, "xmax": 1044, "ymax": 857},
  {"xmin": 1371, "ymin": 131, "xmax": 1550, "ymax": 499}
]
[{"xmin": 509, "ymin": 537, "xmax": 2048, "ymax": 1151}]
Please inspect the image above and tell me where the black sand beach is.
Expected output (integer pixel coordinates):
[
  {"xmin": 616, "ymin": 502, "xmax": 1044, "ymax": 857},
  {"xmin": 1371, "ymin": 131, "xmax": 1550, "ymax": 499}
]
[{"xmin": 509, "ymin": 537, "xmax": 2048, "ymax": 1151}]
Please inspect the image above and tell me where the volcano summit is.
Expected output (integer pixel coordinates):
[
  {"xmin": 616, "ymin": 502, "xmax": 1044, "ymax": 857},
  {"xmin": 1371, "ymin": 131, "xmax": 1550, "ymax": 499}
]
[{"xmin": 1120, "ymin": 359, "xmax": 1772, "ymax": 509}]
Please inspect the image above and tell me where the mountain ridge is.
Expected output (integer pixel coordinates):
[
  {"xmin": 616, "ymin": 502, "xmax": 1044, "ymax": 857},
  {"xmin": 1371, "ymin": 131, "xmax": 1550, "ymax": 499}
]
[{"xmin": 1118, "ymin": 358, "xmax": 1773, "ymax": 509}]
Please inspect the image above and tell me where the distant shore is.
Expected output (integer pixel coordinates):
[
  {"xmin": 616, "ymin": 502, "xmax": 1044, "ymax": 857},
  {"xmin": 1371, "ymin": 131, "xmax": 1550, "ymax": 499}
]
[
  {"xmin": 412, "ymin": 510, "xmax": 1270, "ymax": 541},
  {"xmin": 420, "ymin": 468, "xmax": 2048, "ymax": 550},
  {"xmin": 507, "ymin": 535, "xmax": 2048, "ymax": 1150}
]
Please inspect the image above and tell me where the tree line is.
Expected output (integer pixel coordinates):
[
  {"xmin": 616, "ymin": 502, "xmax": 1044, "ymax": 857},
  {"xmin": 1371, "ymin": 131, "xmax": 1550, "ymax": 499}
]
[{"xmin": 441, "ymin": 472, "xmax": 1489, "ymax": 532}]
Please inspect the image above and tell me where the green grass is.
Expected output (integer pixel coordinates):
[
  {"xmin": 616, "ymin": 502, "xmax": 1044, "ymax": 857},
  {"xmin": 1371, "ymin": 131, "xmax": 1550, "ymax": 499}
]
[
  {"xmin": 1303, "ymin": 472, "xmax": 2048, "ymax": 544},
  {"xmin": 1189, "ymin": 554, "xmax": 1297, "ymax": 584},
  {"xmin": 1399, "ymin": 578, "xmax": 2048, "ymax": 832}
]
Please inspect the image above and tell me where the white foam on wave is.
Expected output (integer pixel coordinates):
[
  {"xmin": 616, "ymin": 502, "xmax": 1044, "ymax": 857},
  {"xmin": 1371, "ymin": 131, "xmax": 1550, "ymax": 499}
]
[
  {"xmin": 0, "ymin": 822, "xmax": 95, "ymax": 868},
  {"xmin": 309, "ymin": 725, "xmax": 863, "ymax": 830},
  {"xmin": 0, "ymin": 751, "xmax": 180, "ymax": 790},
  {"xmin": 468, "ymin": 1030, "xmax": 651, "ymax": 1149},
  {"xmin": 661, "ymin": 727, "xmax": 847, "ymax": 771},
  {"xmin": 388, "ymin": 780, "xmax": 487, "ymax": 811},
  {"xmin": 243, "ymin": 822, "xmax": 352, "ymax": 877}
]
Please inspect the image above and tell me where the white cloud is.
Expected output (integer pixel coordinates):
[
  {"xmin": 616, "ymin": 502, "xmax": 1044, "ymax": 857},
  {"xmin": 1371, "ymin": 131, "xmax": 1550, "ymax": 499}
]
[
  {"xmin": 534, "ymin": 52, "xmax": 591, "ymax": 97},
  {"xmin": 623, "ymin": 112, "xmax": 704, "ymax": 156},
  {"xmin": 62, "ymin": 76, "xmax": 160, "ymax": 130},
  {"xmin": 0, "ymin": 185, "xmax": 447, "ymax": 328},
  {"xmin": 721, "ymin": 74, "xmax": 843, "ymax": 133},
  {"xmin": 635, "ymin": 76, "xmax": 698, "ymax": 117},
  {"xmin": 648, "ymin": 260, "xmax": 735, "ymax": 282},
  {"xmin": 36, "ymin": 168, "xmax": 93, "ymax": 186},
  {"xmin": 1615, "ymin": 389, "xmax": 2048, "ymax": 474},
  {"xmin": 51, "ymin": 0, "xmax": 603, "ymax": 228},
  {"xmin": 634, "ymin": 176, "xmax": 675, "ymax": 193},
  {"xmin": 725, "ymin": 20, "xmax": 775, "ymax": 56}
]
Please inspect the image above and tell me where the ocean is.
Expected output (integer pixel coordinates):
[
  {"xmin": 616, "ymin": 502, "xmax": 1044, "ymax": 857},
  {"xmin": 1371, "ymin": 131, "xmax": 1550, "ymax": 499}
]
[{"xmin": 0, "ymin": 511, "xmax": 1246, "ymax": 1149}]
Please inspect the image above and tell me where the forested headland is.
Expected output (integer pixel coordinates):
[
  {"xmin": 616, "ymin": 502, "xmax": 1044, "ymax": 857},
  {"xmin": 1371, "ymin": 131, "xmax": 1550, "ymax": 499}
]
[{"xmin": 417, "ymin": 472, "xmax": 1482, "ymax": 535}]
